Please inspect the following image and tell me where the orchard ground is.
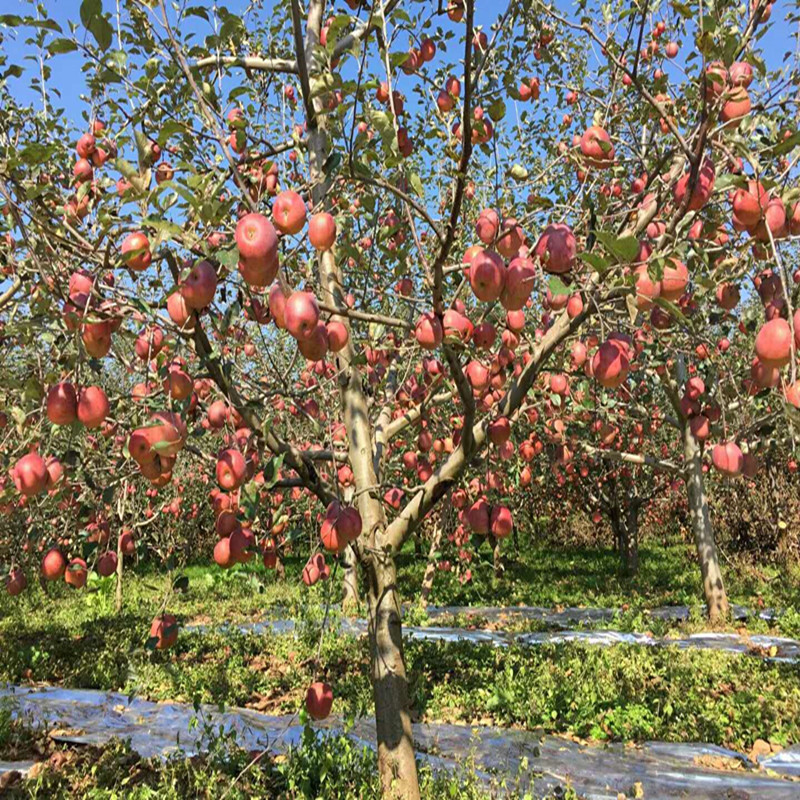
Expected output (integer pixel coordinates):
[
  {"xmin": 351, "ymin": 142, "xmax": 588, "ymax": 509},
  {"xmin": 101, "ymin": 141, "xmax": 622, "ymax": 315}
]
[
  {"xmin": 2, "ymin": 529, "xmax": 800, "ymax": 758},
  {"xmin": 2, "ymin": 0, "xmax": 800, "ymax": 796}
]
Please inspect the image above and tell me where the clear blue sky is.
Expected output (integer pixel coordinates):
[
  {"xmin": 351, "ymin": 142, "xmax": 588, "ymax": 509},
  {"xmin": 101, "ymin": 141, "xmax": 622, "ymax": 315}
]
[{"xmin": 3, "ymin": 0, "xmax": 795, "ymax": 137}]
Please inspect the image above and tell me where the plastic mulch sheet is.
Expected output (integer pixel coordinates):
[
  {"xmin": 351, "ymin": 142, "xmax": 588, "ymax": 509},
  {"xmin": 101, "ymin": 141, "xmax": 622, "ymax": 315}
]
[
  {"xmin": 1, "ymin": 685, "xmax": 798, "ymax": 799},
  {"xmin": 186, "ymin": 604, "xmax": 800, "ymax": 663}
]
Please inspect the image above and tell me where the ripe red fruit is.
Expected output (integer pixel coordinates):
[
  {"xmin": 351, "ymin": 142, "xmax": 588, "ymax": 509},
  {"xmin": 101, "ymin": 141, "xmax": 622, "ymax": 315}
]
[
  {"xmin": 592, "ymin": 339, "xmax": 630, "ymax": 389},
  {"xmin": 535, "ymin": 224, "xmax": 576, "ymax": 274},
  {"xmin": 579, "ymin": 126, "xmax": 615, "ymax": 167},
  {"xmin": 47, "ymin": 382, "xmax": 78, "ymax": 425},
  {"xmin": 206, "ymin": 400, "xmax": 229, "ymax": 429},
  {"xmin": 755, "ymin": 318, "xmax": 792, "ymax": 368},
  {"xmin": 64, "ymin": 558, "xmax": 88, "ymax": 588},
  {"xmin": 715, "ymin": 283, "xmax": 740, "ymax": 310},
  {"xmin": 686, "ymin": 376, "xmax": 705, "ymax": 400},
  {"xmin": 475, "ymin": 208, "xmax": 500, "ymax": 244},
  {"xmin": 216, "ymin": 449, "xmax": 247, "ymax": 490},
  {"xmin": 284, "ymin": 292, "xmax": 320, "ymax": 341},
  {"xmin": 466, "ymin": 497, "xmax": 491, "ymax": 534},
  {"xmin": 81, "ymin": 320, "xmax": 112, "ymax": 358},
  {"xmin": 320, "ymin": 501, "xmax": 363, "ymax": 552},
  {"xmin": 121, "ymin": 232, "xmax": 152, "ymax": 271},
  {"xmin": 236, "ymin": 213, "xmax": 279, "ymax": 286},
  {"xmin": 97, "ymin": 551, "xmax": 118, "ymax": 577},
  {"xmin": 383, "ymin": 487, "xmax": 404, "ymax": 510},
  {"xmin": 13, "ymin": 452, "xmax": 49, "ymax": 496},
  {"xmin": 488, "ymin": 417, "xmax": 511, "ymax": 445},
  {"xmin": 415, "ymin": 312, "xmax": 443, "ymax": 350},
  {"xmin": 720, "ymin": 86, "xmax": 751, "ymax": 126},
  {"xmin": 76, "ymin": 133, "xmax": 96, "ymax": 158},
  {"xmin": 5, "ymin": 569, "xmax": 27, "ymax": 596},
  {"xmin": 41, "ymin": 548, "xmax": 67, "ymax": 581},
  {"xmin": 659, "ymin": 258, "xmax": 688, "ymax": 301},
  {"xmin": 214, "ymin": 536, "xmax": 235, "ymax": 568},
  {"xmin": 181, "ymin": 260, "xmax": 217, "ymax": 310},
  {"xmin": 135, "ymin": 326, "xmax": 164, "ymax": 360},
  {"xmin": 501, "ymin": 257, "xmax": 535, "ymax": 310},
  {"xmin": 326, "ymin": 320, "xmax": 349, "ymax": 352},
  {"xmin": 472, "ymin": 323, "xmax": 496, "ymax": 349},
  {"xmin": 272, "ymin": 190, "xmax": 307, "ymax": 235},
  {"xmin": 305, "ymin": 681, "xmax": 333, "ymax": 720},
  {"xmin": 268, "ymin": 283, "xmax": 287, "ymax": 328},
  {"xmin": 712, "ymin": 442, "xmax": 744, "ymax": 477},
  {"xmin": 673, "ymin": 158, "xmax": 715, "ymax": 211},
  {"xmin": 167, "ymin": 291, "xmax": 196, "ymax": 330},
  {"xmin": 302, "ymin": 554, "xmax": 322, "ymax": 586},
  {"xmin": 77, "ymin": 386, "xmax": 109, "ymax": 429},
  {"xmin": 465, "ymin": 360, "xmax": 490, "ymax": 391},
  {"xmin": 469, "ymin": 250, "xmax": 506, "ymax": 302},
  {"xmin": 308, "ymin": 212, "xmax": 337, "ymax": 250},
  {"xmin": 119, "ymin": 530, "xmax": 135, "ymax": 556},
  {"xmin": 150, "ymin": 614, "xmax": 178, "ymax": 650},
  {"xmin": 490, "ymin": 505, "xmax": 513, "ymax": 538},
  {"xmin": 732, "ymin": 181, "xmax": 768, "ymax": 228}
]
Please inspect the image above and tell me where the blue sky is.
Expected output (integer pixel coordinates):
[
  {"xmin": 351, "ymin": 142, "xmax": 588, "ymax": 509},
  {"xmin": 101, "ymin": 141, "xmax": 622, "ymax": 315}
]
[{"xmin": 3, "ymin": 0, "xmax": 795, "ymax": 135}]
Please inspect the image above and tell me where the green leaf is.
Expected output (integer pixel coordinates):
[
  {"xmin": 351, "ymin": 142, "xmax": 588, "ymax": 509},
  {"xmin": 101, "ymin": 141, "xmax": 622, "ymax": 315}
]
[
  {"xmin": 774, "ymin": 131, "xmax": 800, "ymax": 156},
  {"xmin": 407, "ymin": 172, "xmax": 423, "ymax": 198},
  {"xmin": 261, "ymin": 453, "xmax": 285, "ymax": 489},
  {"xmin": 48, "ymin": 38, "xmax": 78, "ymax": 55},
  {"xmin": 579, "ymin": 252, "xmax": 610, "ymax": 272},
  {"xmin": 651, "ymin": 296, "xmax": 688, "ymax": 325},
  {"xmin": 0, "ymin": 15, "xmax": 23, "ymax": 26},
  {"xmin": 594, "ymin": 231, "xmax": 639, "ymax": 263},
  {"xmin": 714, "ymin": 173, "xmax": 746, "ymax": 193},
  {"xmin": 548, "ymin": 275, "xmax": 571, "ymax": 296},
  {"xmin": 80, "ymin": 0, "xmax": 112, "ymax": 51},
  {"xmin": 240, "ymin": 480, "xmax": 259, "ymax": 521}
]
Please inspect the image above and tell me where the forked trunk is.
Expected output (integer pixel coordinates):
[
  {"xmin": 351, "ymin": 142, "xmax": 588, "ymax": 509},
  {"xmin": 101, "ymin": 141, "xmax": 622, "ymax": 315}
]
[
  {"xmin": 366, "ymin": 556, "xmax": 421, "ymax": 800},
  {"xmin": 683, "ymin": 424, "xmax": 729, "ymax": 620},
  {"xmin": 420, "ymin": 520, "xmax": 444, "ymax": 602}
]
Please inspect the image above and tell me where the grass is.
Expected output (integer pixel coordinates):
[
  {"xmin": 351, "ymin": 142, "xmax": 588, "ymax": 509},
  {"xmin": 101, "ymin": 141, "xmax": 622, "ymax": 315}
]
[
  {"xmin": 1, "ymin": 537, "xmax": 798, "ymax": 758},
  {"xmin": 6, "ymin": 534, "xmax": 797, "ymax": 632},
  {"xmin": 1, "ymin": 601, "xmax": 799, "ymax": 752},
  {"xmin": 0, "ymin": 703, "xmax": 574, "ymax": 799},
  {"xmin": 394, "ymin": 537, "xmax": 800, "ymax": 613}
]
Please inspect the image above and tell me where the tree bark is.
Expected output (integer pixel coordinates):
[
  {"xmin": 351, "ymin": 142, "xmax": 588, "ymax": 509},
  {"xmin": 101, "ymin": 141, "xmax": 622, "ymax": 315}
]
[
  {"xmin": 488, "ymin": 533, "xmax": 503, "ymax": 579},
  {"xmin": 683, "ymin": 424, "xmax": 729, "ymax": 620},
  {"xmin": 115, "ymin": 534, "xmax": 123, "ymax": 613},
  {"xmin": 366, "ymin": 555, "xmax": 420, "ymax": 800},
  {"xmin": 621, "ymin": 501, "xmax": 639, "ymax": 575},
  {"xmin": 420, "ymin": 520, "xmax": 444, "ymax": 602},
  {"xmin": 342, "ymin": 543, "xmax": 359, "ymax": 612}
]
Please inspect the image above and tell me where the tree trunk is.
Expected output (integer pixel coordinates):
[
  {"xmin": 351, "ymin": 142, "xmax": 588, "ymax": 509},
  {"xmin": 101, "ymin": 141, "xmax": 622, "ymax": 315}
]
[
  {"xmin": 342, "ymin": 543, "xmax": 359, "ymax": 612},
  {"xmin": 420, "ymin": 520, "xmax": 444, "ymax": 602},
  {"xmin": 115, "ymin": 534, "xmax": 123, "ymax": 613},
  {"xmin": 683, "ymin": 424, "xmax": 729, "ymax": 620},
  {"xmin": 621, "ymin": 502, "xmax": 639, "ymax": 575},
  {"xmin": 366, "ymin": 556, "xmax": 421, "ymax": 800},
  {"xmin": 488, "ymin": 534, "xmax": 503, "ymax": 579}
]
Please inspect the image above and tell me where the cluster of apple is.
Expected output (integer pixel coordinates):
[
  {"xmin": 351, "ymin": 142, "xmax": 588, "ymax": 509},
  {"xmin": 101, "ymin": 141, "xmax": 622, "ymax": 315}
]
[{"xmin": 65, "ymin": 121, "xmax": 115, "ymax": 222}]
